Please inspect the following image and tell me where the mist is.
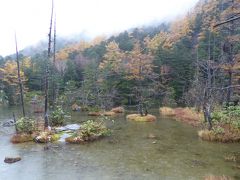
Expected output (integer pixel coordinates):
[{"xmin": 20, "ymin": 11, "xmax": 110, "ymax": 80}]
[{"xmin": 0, "ymin": 0, "xmax": 198, "ymax": 56}]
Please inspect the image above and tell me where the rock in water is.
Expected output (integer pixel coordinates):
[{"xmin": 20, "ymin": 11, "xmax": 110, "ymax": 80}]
[
  {"xmin": 147, "ymin": 133, "xmax": 157, "ymax": 139},
  {"xmin": 2, "ymin": 119, "xmax": 15, "ymax": 127},
  {"xmin": 65, "ymin": 124, "xmax": 80, "ymax": 131},
  {"xmin": 4, "ymin": 157, "xmax": 21, "ymax": 163}
]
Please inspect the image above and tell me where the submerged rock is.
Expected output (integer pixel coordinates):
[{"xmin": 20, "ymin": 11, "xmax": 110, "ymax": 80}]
[
  {"xmin": 103, "ymin": 111, "xmax": 116, "ymax": 116},
  {"xmin": 204, "ymin": 175, "xmax": 233, "ymax": 180},
  {"xmin": 4, "ymin": 156, "xmax": 21, "ymax": 164},
  {"xmin": 2, "ymin": 119, "xmax": 15, "ymax": 127},
  {"xmin": 147, "ymin": 133, "xmax": 157, "ymax": 139},
  {"xmin": 88, "ymin": 111, "xmax": 117, "ymax": 116},
  {"xmin": 88, "ymin": 112, "xmax": 101, "ymax": 116},
  {"xmin": 126, "ymin": 114, "xmax": 156, "ymax": 122}
]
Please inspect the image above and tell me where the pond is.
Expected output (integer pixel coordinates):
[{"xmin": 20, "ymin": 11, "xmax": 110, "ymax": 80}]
[{"xmin": 0, "ymin": 106, "xmax": 240, "ymax": 180}]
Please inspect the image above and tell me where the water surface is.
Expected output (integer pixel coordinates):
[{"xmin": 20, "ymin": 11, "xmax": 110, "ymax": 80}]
[{"xmin": 0, "ymin": 107, "xmax": 239, "ymax": 180}]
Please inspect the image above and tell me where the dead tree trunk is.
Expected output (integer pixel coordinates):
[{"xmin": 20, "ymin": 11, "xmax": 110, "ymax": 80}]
[
  {"xmin": 44, "ymin": 0, "xmax": 54, "ymax": 128},
  {"xmin": 15, "ymin": 33, "xmax": 25, "ymax": 117},
  {"xmin": 52, "ymin": 13, "xmax": 57, "ymax": 109},
  {"xmin": 202, "ymin": 59, "xmax": 215, "ymax": 130}
]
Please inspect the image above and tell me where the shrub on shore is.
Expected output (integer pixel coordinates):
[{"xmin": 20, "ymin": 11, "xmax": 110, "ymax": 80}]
[
  {"xmin": 198, "ymin": 105, "xmax": 240, "ymax": 143},
  {"xmin": 50, "ymin": 106, "xmax": 67, "ymax": 126},
  {"xmin": 16, "ymin": 117, "xmax": 36, "ymax": 134}
]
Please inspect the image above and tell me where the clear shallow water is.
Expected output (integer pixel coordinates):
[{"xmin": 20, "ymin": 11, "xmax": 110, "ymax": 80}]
[{"xmin": 0, "ymin": 107, "xmax": 240, "ymax": 180}]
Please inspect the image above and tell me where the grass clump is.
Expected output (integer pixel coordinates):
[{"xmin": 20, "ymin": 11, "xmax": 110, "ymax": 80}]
[
  {"xmin": 160, "ymin": 107, "xmax": 203, "ymax": 126},
  {"xmin": 65, "ymin": 120, "xmax": 111, "ymax": 144},
  {"xmin": 126, "ymin": 114, "xmax": 156, "ymax": 122},
  {"xmin": 159, "ymin": 107, "xmax": 175, "ymax": 116},
  {"xmin": 11, "ymin": 133, "xmax": 35, "ymax": 143}
]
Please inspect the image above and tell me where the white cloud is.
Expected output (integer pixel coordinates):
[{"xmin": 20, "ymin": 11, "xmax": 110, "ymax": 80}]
[{"xmin": 0, "ymin": 0, "xmax": 198, "ymax": 56}]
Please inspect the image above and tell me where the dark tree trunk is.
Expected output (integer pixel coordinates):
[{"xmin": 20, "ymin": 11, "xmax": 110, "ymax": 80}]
[
  {"xmin": 226, "ymin": 71, "xmax": 233, "ymax": 106},
  {"xmin": 44, "ymin": 0, "xmax": 54, "ymax": 128},
  {"xmin": 15, "ymin": 33, "xmax": 25, "ymax": 117}
]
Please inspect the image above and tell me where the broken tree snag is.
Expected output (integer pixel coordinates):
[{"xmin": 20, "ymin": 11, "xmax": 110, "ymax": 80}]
[
  {"xmin": 44, "ymin": 0, "xmax": 54, "ymax": 128},
  {"xmin": 52, "ymin": 12, "xmax": 57, "ymax": 109}
]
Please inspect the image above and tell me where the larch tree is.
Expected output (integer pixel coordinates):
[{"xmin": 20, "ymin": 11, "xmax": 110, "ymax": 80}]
[{"xmin": 125, "ymin": 42, "xmax": 155, "ymax": 115}]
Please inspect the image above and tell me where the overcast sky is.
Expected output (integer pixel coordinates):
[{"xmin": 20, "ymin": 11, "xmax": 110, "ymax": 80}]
[{"xmin": 0, "ymin": 0, "xmax": 198, "ymax": 56}]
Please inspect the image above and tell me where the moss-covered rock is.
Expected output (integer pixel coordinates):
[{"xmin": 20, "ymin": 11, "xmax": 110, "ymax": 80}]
[
  {"xmin": 126, "ymin": 114, "xmax": 156, "ymax": 122},
  {"xmin": 111, "ymin": 107, "xmax": 124, "ymax": 113}
]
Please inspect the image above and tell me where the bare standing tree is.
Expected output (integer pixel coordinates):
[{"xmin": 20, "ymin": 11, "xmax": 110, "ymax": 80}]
[
  {"xmin": 44, "ymin": 0, "xmax": 54, "ymax": 128},
  {"xmin": 15, "ymin": 33, "xmax": 25, "ymax": 117},
  {"xmin": 52, "ymin": 12, "xmax": 57, "ymax": 109}
]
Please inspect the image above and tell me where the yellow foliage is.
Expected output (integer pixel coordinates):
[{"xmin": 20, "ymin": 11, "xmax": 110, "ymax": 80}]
[
  {"xmin": 147, "ymin": 32, "xmax": 168, "ymax": 53},
  {"xmin": 22, "ymin": 57, "xmax": 32, "ymax": 68},
  {"xmin": 125, "ymin": 42, "xmax": 154, "ymax": 80},
  {"xmin": 0, "ymin": 60, "xmax": 26, "ymax": 86},
  {"xmin": 99, "ymin": 41, "xmax": 123, "ymax": 74}
]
